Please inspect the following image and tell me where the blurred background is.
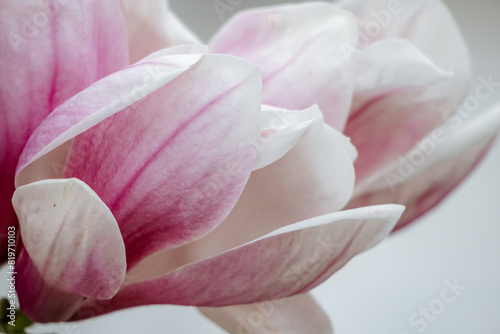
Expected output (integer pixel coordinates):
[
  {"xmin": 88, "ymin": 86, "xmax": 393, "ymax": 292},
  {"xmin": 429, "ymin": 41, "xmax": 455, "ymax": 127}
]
[{"xmin": 3, "ymin": 0, "xmax": 499, "ymax": 333}]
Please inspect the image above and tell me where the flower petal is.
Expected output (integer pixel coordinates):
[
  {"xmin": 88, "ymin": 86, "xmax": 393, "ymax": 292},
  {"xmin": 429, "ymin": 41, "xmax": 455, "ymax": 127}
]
[
  {"xmin": 126, "ymin": 105, "xmax": 356, "ymax": 281},
  {"xmin": 16, "ymin": 47, "xmax": 262, "ymax": 269},
  {"xmin": 0, "ymin": 0, "xmax": 128, "ymax": 260},
  {"xmin": 121, "ymin": 0, "xmax": 200, "ymax": 63},
  {"xmin": 337, "ymin": 0, "xmax": 470, "ymax": 75},
  {"xmin": 347, "ymin": 104, "xmax": 500, "ymax": 230},
  {"xmin": 344, "ymin": 39, "xmax": 468, "ymax": 185},
  {"xmin": 12, "ymin": 178, "xmax": 126, "ymax": 322},
  {"xmin": 255, "ymin": 104, "xmax": 357, "ymax": 170},
  {"xmin": 16, "ymin": 44, "xmax": 207, "ymax": 184},
  {"xmin": 210, "ymin": 2, "xmax": 357, "ymax": 130},
  {"xmin": 73, "ymin": 205, "xmax": 404, "ymax": 318},
  {"xmin": 199, "ymin": 294, "xmax": 333, "ymax": 334}
]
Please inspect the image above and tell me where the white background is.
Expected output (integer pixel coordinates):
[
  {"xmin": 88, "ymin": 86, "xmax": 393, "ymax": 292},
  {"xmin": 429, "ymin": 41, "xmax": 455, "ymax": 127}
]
[{"xmin": 3, "ymin": 0, "xmax": 499, "ymax": 333}]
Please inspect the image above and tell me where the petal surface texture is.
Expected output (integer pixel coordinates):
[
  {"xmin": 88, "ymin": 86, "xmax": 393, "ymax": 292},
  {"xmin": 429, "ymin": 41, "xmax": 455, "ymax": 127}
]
[
  {"xmin": 16, "ymin": 47, "xmax": 262, "ymax": 269},
  {"xmin": 73, "ymin": 205, "xmax": 404, "ymax": 318},
  {"xmin": 126, "ymin": 104, "xmax": 356, "ymax": 281},
  {"xmin": 0, "ymin": 0, "xmax": 128, "ymax": 260},
  {"xmin": 199, "ymin": 294, "xmax": 333, "ymax": 334},
  {"xmin": 13, "ymin": 178, "xmax": 126, "ymax": 323},
  {"xmin": 210, "ymin": 2, "xmax": 357, "ymax": 130}
]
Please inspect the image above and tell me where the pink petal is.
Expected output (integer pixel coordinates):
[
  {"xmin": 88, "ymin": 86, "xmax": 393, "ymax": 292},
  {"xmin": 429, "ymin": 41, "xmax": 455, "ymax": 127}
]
[
  {"xmin": 73, "ymin": 205, "xmax": 404, "ymax": 318},
  {"xmin": 16, "ymin": 48, "xmax": 262, "ymax": 269},
  {"xmin": 12, "ymin": 178, "xmax": 126, "ymax": 323},
  {"xmin": 347, "ymin": 104, "xmax": 500, "ymax": 230},
  {"xmin": 126, "ymin": 105, "xmax": 356, "ymax": 281},
  {"xmin": 337, "ymin": 0, "xmax": 470, "ymax": 75},
  {"xmin": 16, "ymin": 45, "xmax": 207, "ymax": 184},
  {"xmin": 199, "ymin": 294, "xmax": 333, "ymax": 334},
  {"xmin": 0, "ymin": 0, "xmax": 128, "ymax": 261},
  {"xmin": 344, "ymin": 40, "xmax": 469, "ymax": 185},
  {"xmin": 121, "ymin": 0, "xmax": 201, "ymax": 63},
  {"xmin": 210, "ymin": 2, "xmax": 357, "ymax": 130}
]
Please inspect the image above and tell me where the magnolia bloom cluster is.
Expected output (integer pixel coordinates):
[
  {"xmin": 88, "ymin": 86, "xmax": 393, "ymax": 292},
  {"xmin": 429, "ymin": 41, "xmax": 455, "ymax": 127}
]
[{"xmin": 1, "ymin": 0, "xmax": 499, "ymax": 333}]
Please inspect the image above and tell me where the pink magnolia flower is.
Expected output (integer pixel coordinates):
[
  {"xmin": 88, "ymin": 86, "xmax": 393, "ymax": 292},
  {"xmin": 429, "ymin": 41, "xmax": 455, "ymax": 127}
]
[{"xmin": 6, "ymin": 0, "xmax": 405, "ymax": 332}]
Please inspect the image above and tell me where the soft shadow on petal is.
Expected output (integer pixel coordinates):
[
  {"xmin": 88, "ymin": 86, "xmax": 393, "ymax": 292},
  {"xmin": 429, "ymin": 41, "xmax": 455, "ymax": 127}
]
[
  {"xmin": 126, "ymin": 104, "xmax": 355, "ymax": 281},
  {"xmin": 16, "ymin": 48, "xmax": 262, "ymax": 270},
  {"xmin": 121, "ymin": 0, "xmax": 201, "ymax": 63},
  {"xmin": 12, "ymin": 178, "xmax": 126, "ymax": 323},
  {"xmin": 344, "ymin": 39, "xmax": 469, "ymax": 185},
  {"xmin": 199, "ymin": 293, "xmax": 333, "ymax": 334},
  {"xmin": 73, "ymin": 205, "xmax": 403, "ymax": 319},
  {"xmin": 347, "ymin": 104, "xmax": 500, "ymax": 230},
  {"xmin": 337, "ymin": 0, "xmax": 470, "ymax": 75},
  {"xmin": 210, "ymin": 2, "xmax": 357, "ymax": 130},
  {"xmin": 0, "ymin": 0, "xmax": 128, "ymax": 261}
]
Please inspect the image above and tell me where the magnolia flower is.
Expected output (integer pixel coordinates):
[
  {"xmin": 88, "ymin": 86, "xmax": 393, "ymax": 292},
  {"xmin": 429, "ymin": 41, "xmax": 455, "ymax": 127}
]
[
  {"xmin": 5, "ymin": 0, "xmax": 404, "ymax": 332},
  {"xmin": 4, "ymin": 1, "xmax": 500, "ymax": 334}
]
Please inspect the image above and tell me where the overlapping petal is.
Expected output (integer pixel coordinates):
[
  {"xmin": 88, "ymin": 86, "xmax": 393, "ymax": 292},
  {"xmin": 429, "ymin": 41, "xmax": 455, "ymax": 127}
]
[
  {"xmin": 15, "ymin": 45, "xmax": 262, "ymax": 270},
  {"xmin": 121, "ymin": 0, "xmax": 200, "ymax": 63},
  {"xmin": 344, "ymin": 39, "xmax": 469, "ymax": 188},
  {"xmin": 210, "ymin": 2, "xmax": 357, "ymax": 130},
  {"xmin": 13, "ymin": 178, "xmax": 126, "ymax": 322},
  {"xmin": 199, "ymin": 294, "xmax": 333, "ymax": 334},
  {"xmin": 0, "ymin": 0, "xmax": 128, "ymax": 261},
  {"xmin": 73, "ymin": 205, "xmax": 404, "ymax": 318},
  {"xmin": 126, "ymin": 104, "xmax": 356, "ymax": 281},
  {"xmin": 337, "ymin": 0, "xmax": 470, "ymax": 75},
  {"xmin": 347, "ymin": 104, "xmax": 500, "ymax": 230}
]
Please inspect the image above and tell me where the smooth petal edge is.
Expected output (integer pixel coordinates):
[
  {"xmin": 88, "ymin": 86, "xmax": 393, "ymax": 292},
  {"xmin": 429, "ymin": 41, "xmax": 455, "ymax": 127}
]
[
  {"xmin": 72, "ymin": 204, "xmax": 404, "ymax": 318},
  {"xmin": 12, "ymin": 178, "xmax": 126, "ymax": 300}
]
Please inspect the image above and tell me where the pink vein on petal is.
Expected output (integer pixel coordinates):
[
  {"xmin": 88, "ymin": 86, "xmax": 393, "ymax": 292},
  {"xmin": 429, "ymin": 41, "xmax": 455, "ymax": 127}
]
[{"xmin": 109, "ymin": 73, "xmax": 255, "ymax": 212}]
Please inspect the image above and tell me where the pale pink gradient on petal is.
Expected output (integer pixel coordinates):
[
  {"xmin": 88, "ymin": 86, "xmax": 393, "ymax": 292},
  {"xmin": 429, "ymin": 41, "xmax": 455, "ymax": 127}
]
[
  {"xmin": 210, "ymin": 2, "xmax": 357, "ymax": 130},
  {"xmin": 344, "ymin": 40, "xmax": 468, "ymax": 185},
  {"xmin": 199, "ymin": 294, "xmax": 333, "ymax": 334},
  {"xmin": 16, "ymin": 49, "xmax": 262, "ymax": 270},
  {"xmin": 12, "ymin": 178, "xmax": 126, "ymax": 323},
  {"xmin": 0, "ymin": 0, "xmax": 128, "ymax": 260},
  {"xmin": 126, "ymin": 105, "xmax": 356, "ymax": 281},
  {"xmin": 337, "ymin": 0, "xmax": 470, "ymax": 75},
  {"xmin": 73, "ymin": 205, "xmax": 404, "ymax": 318},
  {"xmin": 347, "ymin": 104, "xmax": 500, "ymax": 230},
  {"xmin": 121, "ymin": 0, "xmax": 201, "ymax": 63},
  {"xmin": 16, "ymin": 45, "xmax": 207, "ymax": 185}
]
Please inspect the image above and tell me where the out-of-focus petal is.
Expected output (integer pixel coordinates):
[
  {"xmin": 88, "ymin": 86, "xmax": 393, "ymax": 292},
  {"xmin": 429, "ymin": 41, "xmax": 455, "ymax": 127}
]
[
  {"xmin": 337, "ymin": 0, "xmax": 470, "ymax": 75},
  {"xmin": 16, "ymin": 46, "xmax": 262, "ymax": 269},
  {"xmin": 12, "ymin": 178, "xmax": 126, "ymax": 323},
  {"xmin": 0, "ymin": 0, "xmax": 128, "ymax": 261},
  {"xmin": 199, "ymin": 294, "xmax": 333, "ymax": 334},
  {"xmin": 210, "ymin": 2, "xmax": 357, "ymax": 130},
  {"xmin": 73, "ymin": 205, "xmax": 404, "ymax": 318},
  {"xmin": 344, "ymin": 39, "xmax": 468, "ymax": 185},
  {"xmin": 126, "ymin": 105, "xmax": 355, "ymax": 281},
  {"xmin": 347, "ymin": 104, "xmax": 500, "ymax": 230},
  {"xmin": 121, "ymin": 0, "xmax": 201, "ymax": 63}
]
